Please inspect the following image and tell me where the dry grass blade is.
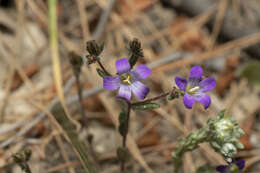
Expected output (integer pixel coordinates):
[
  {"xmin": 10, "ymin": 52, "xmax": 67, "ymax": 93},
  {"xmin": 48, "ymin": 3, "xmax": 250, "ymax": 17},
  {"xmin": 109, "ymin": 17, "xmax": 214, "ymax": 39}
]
[
  {"xmin": 209, "ymin": 0, "xmax": 229, "ymax": 49},
  {"xmin": 155, "ymin": 32, "xmax": 260, "ymax": 72}
]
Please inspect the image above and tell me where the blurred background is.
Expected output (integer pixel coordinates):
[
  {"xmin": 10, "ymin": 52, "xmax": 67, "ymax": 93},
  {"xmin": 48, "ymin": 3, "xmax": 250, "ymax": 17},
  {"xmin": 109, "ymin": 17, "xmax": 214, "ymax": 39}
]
[{"xmin": 0, "ymin": 0, "xmax": 259, "ymax": 172}]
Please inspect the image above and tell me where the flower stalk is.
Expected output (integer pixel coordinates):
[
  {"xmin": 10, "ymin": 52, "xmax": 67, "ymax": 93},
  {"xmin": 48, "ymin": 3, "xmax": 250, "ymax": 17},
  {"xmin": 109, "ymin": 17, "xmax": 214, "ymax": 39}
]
[{"xmin": 68, "ymin": 52, "xmax": 88, "ymax": 126}]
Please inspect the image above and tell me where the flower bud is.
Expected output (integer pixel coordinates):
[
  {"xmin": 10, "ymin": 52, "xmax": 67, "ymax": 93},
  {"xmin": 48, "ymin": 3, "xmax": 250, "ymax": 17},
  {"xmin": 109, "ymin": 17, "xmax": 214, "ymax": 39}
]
[
  {"xmin": 128, "ymin": 38, "xmax": 144, "ymax": 68},
  {"xmin": 86, "ymin": 40, "xmax": 103, "ymax": 56},
  {"xmin": 68, "ymin": 52, "xmax": 83, "ymax": 75}
]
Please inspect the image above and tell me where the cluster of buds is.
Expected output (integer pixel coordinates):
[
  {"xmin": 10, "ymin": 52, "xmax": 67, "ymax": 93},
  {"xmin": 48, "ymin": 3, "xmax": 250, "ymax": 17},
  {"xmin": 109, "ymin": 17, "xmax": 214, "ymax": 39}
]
[
  {"xmin": 172, "ymin": 110, "xmax": 244, "ymax": 173},
  {"xmin": 207, "ymin": 110, "xmax": 244, "ymax": 162}
]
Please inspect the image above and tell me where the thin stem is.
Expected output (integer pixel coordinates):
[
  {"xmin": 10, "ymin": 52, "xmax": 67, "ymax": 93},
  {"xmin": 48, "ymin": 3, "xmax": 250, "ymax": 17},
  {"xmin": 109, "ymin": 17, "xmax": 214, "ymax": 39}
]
[
  {"xmin": 97, "ymin": 59, "xmax": 111, "ymax": 76},
  {"xmin": 121, "ymin": 100, "xmax": 131, "ymax": 172},
  {"xmin": 75, "ymin": 74, "xmax": 88, "ymax": 126},
  {"xmin": 122, "ymin": 101, "xmax": 131, "ymax": 147},
  {"xmin": 131, "ymin": 91, "xmax": 170, "ymax": 106}
]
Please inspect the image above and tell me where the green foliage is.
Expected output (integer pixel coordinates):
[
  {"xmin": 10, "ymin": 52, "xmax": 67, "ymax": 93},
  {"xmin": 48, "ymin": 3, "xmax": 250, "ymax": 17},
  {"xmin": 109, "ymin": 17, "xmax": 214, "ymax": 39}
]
[
  {"xmin": 207, "ymin": 110, "xmax": 244, "ymax": 162},
  {"xmin": 132, "ymin": 102, "xmax": 160, "ymax": 110},
  {"xmin": 96, "ymin": 68, "xmax": 107, "ymax": 78},
  {"xmin": 172, "ymin": 110, "xmax": 244, "ymax": 173}
]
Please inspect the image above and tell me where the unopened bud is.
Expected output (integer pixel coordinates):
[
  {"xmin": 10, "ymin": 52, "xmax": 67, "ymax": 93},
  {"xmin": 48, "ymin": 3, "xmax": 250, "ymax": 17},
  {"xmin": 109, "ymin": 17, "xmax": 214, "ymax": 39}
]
[{"xmin": 86, "ymin": 40, "xmax": 103, "ymax": 56}]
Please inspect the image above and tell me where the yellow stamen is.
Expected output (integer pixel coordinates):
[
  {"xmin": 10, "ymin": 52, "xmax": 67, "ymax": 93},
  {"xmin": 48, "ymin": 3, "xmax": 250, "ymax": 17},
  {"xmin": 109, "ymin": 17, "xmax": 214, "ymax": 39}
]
[
  {"xmin": 123, "ymin": 75, "xmax": 131, "ymax": 84},
  {"xmin": 120, "ymin": 73, "xmax": 132, "ymax": 85}
]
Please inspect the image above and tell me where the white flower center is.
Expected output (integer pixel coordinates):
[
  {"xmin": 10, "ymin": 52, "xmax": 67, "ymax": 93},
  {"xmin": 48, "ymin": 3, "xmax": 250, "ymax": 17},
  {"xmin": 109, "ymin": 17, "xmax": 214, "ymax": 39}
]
[{"xmin": 186, "ymin": 86, "xmax": 200, "ymax": 95}]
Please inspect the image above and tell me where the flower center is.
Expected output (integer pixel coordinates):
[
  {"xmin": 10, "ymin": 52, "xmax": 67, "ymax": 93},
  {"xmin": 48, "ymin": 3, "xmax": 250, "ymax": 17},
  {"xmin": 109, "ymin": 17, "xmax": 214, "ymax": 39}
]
[
  {"xmin": 186, "ymin": 86, "xmax": 200, "ymax": 95},
  {"xmin": 120, "ymin": 73, "xmax": 132, "ymax": 85}
]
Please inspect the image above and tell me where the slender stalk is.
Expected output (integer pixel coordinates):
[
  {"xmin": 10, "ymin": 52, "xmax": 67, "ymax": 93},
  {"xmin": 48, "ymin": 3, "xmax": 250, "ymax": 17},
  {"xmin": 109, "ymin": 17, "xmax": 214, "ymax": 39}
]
[
  {"xmin": 75, "ymin": 74, "xmax": 88, "ymax": 126},
  {"xmin": 97, "ymin": 59, "xmax": 111, "ymax": 76},
  {"xmin": 121, "ymin": 100, "xmax": 131, "ymax": 172},
  {"xmin": 131, "ymin": 91, "xmax": 170, "ymax": 106},
  {"xmin": 122, "ymin": 101, "xmax": 131, "ymax": 147}
]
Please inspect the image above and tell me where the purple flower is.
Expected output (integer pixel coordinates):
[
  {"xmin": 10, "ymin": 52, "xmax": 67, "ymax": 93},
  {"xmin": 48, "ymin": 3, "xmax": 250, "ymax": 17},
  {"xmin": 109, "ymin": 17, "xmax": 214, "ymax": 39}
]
[
  {"xmin": 175, "ymin": 66, "xmax": 216, "ymax": 109},
  {"xmin": 216, "ymin": 160, "xmax": 245, "ymax": 173},
  {"xmin": 103, "ymin": 58, "xmax": 151, "ymax": 101}
]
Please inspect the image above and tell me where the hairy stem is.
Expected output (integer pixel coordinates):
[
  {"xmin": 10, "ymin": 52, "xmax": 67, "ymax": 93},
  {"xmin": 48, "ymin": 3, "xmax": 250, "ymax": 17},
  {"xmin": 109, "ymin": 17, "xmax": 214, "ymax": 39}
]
[
  {"xmin": 131, "ymin": 91, "xmax": 170, "ymax": 106},
  {"xmin": 97, "ymin": 59, "xmax": 111, "ymax": 76}
]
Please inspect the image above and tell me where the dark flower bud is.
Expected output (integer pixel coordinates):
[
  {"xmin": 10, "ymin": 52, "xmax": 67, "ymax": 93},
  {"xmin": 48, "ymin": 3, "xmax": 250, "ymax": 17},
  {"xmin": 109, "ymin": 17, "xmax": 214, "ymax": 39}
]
[
  {"xmin": 128, "ymin": 38, "xmax": 144, "ymax": 68},
  {"xmin": 129, "ymin": 38, "xmax": 141, "ymax": 52},
  {"xmin": 68, "ymin": 52, "xmax": 83, "ymax": 75},
  {"xmin": 86, "ymin": 40, "xmax": 104, "ymax": 57}
]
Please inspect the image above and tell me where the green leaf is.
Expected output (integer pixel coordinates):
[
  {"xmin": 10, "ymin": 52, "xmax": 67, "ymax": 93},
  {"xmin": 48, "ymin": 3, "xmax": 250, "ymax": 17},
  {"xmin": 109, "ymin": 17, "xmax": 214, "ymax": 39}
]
[
  {"xmin": 241, "ymin": 62, "xmax": 260, "ymax": 88},
  {"xmin": 118, "ymin": 111, "xmax": 126, "ymax": 124},
  {"xmin": 100, "ymin": 41, "xmax": 105, "ymax": 53},
  {"xmin": 217, "ymin": 109, "xmax": 226, "ymax": 119},
  {"xmin": 118, "ymin": 111, "xmax": 127, "ymax": 137},
  {"xmin": 132, "ymin": 102, "xmax": 160, "ymax": 110},
  {"xmin": 96, "ymin": 68, "xmax": 107, "ymax": 78}
]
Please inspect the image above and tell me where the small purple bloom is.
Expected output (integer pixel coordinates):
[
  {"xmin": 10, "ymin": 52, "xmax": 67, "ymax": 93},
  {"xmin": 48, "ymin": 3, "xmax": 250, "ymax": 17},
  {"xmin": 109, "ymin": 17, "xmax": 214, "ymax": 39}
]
[
  {"xmin": 175, "ymin": 66, "xmax": 216, "ymax": 109},
  {"xmin": 103, "ymin": 58, "xmax": 151, "ymax": 101},
  {"xmin": 216, "ymin": 160, "xmax": 245, "ymax": 173}
]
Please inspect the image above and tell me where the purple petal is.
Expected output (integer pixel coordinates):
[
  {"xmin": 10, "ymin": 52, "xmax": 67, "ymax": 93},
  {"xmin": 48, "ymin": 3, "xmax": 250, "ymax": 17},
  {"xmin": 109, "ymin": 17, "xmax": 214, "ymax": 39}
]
[
  {"xmin": 194, "ymin": 93, "xmax": 211, "ymax": 109},
  {"xmin": 131, "ymin": 81, "xmax": 150, "ymax": 99},
  {"xmin": 200, "ymin": 77, "xmax": 216, "ymax": 92},
  {"xmin": 216, "ymin": 165, "xmax": 228, "ymax": 173},
  {"xmin": 116, "ymin": 58, "xmax": 130, "ymax": 75},
  {"xmin": 117, "ymin": 84, "xmax": 131, "ymax": 101},
  {"xmin": 235, "ymin": 160, "xmax": 245, "ymax": 170},
  {"xmin": 183, "ymin": 93, "xmax": 195, "ymax": 109},
  {"xmin": 103, "ymin": 76, "xmax": 120, "ymax": 90},
  {"xmin": 132, "ymin": 64, "xmax": 151, "ymax": 80},
  {"xmin": 175, "ymin": 76, "xmax": 188, "ymax": 91},
  {"xmin": 189, "ymin": 66, "xmax": 202, "ymax": 81}
]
